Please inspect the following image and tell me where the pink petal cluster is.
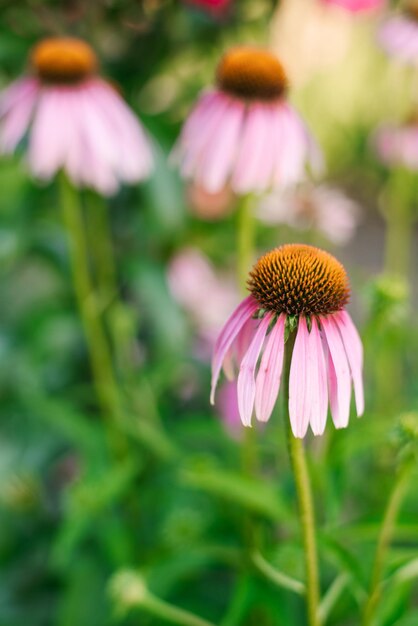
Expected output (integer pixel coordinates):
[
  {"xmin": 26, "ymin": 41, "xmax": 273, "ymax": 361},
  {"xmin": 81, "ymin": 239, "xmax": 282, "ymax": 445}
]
[
  {"xmin": 373, "ymin": 122, "xmax": 418, "ymax": 170},
  {"xmin": 378, "ymin": 13, "xmax": 418, "ymax": 64},
  {"xmin": 211, "ymin": 296, "xmax": 364, "ymax": 438},
  {"xmin": 0, "ymin": 77, "xmax": 153, "ymax": 195},
  {"xmin": 173, "ymin": 89, "xmax": 321, "ymax": 195},
  {"xmin": 184, "ymin": 0, "xmax": 232, "ymax": 15},
  {"xmin": 258, "ymin": 184, "xmax": 360, "ymax": 245},
  {"xmin": 320, "ymin": 0, "xmax": 383, "ymax": 13}
]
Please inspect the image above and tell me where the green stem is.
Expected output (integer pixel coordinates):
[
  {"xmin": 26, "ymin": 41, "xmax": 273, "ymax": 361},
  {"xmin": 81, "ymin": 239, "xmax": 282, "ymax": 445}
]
[
  {"xmin": 142, "ymin": 592, "xmax": 216, "ymax": 626},
  {"xmin": 59, "ymin": 174, "xmax": 120, "ymax": 423},
  {"xmin": 384, "ymin": 168, "xmax": 414, "ymax": 280},
  {"xmin": 85, "ymin": 191, "xmax": 119, "ymax": 310},
  {"xmin": 283, "ymin": 332, "xmax": 321, "ymax": 626},
  {"xmin": 237, "ymin": 194, "xmax": 255, "ymax": 293},
  {"xmin": 236, "ymin": 194, "xmax": 259, "ymax": 551},
  {"xmin": 362, "ymin": 464, "xmax": 412, "ymax": 626}
]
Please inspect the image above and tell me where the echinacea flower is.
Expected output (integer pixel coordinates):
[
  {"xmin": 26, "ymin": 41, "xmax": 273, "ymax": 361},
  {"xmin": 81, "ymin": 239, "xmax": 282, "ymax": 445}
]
[
  {"xmin": 378, "ymin": 4, "xmax": 418, "ymax": 64},
  {"xmin": 320, "ymin": 0, "xmax": 383, "ymax": 13},
  {"xmin": 373, "ymin": 119, "xmax": 418, "ymax": 170},
  {"xmin": 0, "ymin": 37, "xmax": 153, "ymax": 195},
  {"xmin": 258, "ymin": 183, "xmax": 360, "ymax": 245},
  {"xmin": 211, "ymin": 244, "xmax": 364, "ymax": 437},
  {"xmin": 184, "ymin": 0, "xmax": 233, "ymax": 16},
  {"xmin": 173, "ymin": 46, "xmax": 322, "ymax": 194}
]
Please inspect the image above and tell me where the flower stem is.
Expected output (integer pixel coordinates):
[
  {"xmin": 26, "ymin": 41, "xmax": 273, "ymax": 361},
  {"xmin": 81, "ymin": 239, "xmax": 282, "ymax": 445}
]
[
  {"xmin": 85, "ymin": 191, "xmax": 119, "ymax": 310},
  {"xmin": 59, "ymin": 174, "xmax": 120, "ymax": 424},
  {"xmin": 384, "ymin": 167, "xmax": 414, "ymax": 280},
  {"xmin": 236, "ymin": 194, "xmax": 259, "ymax": 549},
  {"xmin": 237, "ymin": 194, "xmax": 255, "ymax": 293},
  {"xmin": 362, "ymin": 464, "xmax": 412, "ymax": 626},
  {"xmin": 283, "ymin": 332, "xmax": 321, "ymax": 626}
]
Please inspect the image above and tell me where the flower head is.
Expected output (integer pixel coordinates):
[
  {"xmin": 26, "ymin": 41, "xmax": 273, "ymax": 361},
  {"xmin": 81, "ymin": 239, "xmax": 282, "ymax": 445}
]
[
  {"xmin": 211, "ymin": 244, "xmax": 364, "ymax": 437},
  {"xmin": 184, "ymin": 0, "xmax": 233, "ymax": 16},
  {"xmin": 258, "ymin": 184, "xmax": 361, "ymax": 245},
  {"xmin": 0, "ymin": 37, "xmax": 153, "ymax": 195},
  {"xmin": 173, "ymin": 46, "xmax": 322, "ymax": 195},
  {"xmin": 378, "ymin": 4, "xmax": 418, "ymax": 64}
]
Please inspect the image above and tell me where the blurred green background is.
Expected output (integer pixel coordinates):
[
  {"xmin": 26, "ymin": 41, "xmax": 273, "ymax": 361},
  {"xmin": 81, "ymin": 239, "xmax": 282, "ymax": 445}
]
[{"xmin": 1, "ymin": 1, "xmax": 418, "ymax": 625}]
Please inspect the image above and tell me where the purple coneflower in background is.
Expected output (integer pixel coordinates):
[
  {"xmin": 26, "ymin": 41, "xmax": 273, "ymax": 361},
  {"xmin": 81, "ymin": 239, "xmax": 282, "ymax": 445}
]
[
  {"xmin": 378, "ymin": 3, "xmax": 418, "ymax": 64},
  {"xmin": 173, "ymin": 46, "xmax": 321, "ymax": 194},
  {"xmin": 211, "ymin": 244, "xmax": 364, "ymax": 438},
  {"xmin": 373, "ymin": 118, "xmax": 418, "ymax": 169},
  {"xmin": 184, "ymin": 0, "xmax": 233, "ymax": 16},
  {"xmin": 321, "ymin": 0, "xmax": 383, "ymax": 13},
  {"xmin": 0, "ymin": 37, "xmax": 153, "ymax": 195},
  {"xmin": 258, "ymin": 183, "xmax": 360, "ymax": 245}
]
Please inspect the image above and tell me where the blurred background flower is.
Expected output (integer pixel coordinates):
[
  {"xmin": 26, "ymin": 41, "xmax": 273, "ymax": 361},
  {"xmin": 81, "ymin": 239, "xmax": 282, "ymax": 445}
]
[
  {"xmin": 173, "ymin": 46, "xmax": 322, "ymax": 194},
  {"xmin": 258, "ymin": 183, "xmax": 361, "ymax": 245},
  {"xmin": 0, "ymin": 37, "xmax": 153, "ymax": 195},
  {"xmin": 378, "ymin": 4, "xmax": 418, "ymax": 64}
]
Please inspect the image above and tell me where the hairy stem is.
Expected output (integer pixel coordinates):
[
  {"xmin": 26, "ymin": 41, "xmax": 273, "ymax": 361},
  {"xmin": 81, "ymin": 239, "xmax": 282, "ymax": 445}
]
[{"xmin": 283, "ymin": 332, "xmax": 321, "ymax": 626}]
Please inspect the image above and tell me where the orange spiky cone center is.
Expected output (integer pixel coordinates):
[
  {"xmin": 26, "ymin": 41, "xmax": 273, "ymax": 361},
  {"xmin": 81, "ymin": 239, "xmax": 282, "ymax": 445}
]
[
  {"xmin": 249, "ymin": 244, "xmax": 350, "ymax": 316},
  {"xmin": 31, "ymin": 37, "xmax": 98, "ymax": 84},
  {"xmin": 216, "ymin": 47, "xmax": 288, "ymax": 102}
]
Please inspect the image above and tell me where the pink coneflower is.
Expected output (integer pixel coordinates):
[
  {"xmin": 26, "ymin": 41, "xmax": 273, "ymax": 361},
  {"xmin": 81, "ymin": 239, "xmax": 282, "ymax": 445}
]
[
  {"xmin": 378, "ymin": 4, "xmax": 418, "ymax": 64},
  {"xmin": 173, "ymin": 47, "xmax": 321, "ymax": 194},
  {"xmin": 373, "ymin": 119, "xmax": 418, "ymax": 169},
  {"xmin": 321, "ymin": 0, "xmax": 383, "ymax": 13},
  {"xmin": 211, "ymin": 244, "xmax": 364, "ymax": 437},
  {"xmin": 258, "ymin": 183, "xmax": 360, "ymax": 245},
  {"xmin": 0, "ymin": 37, "xmax": 153, "ymax": 195},
  {"xmin": 184, "ymin": 0, "xmax": 232, "ymax": 16}
]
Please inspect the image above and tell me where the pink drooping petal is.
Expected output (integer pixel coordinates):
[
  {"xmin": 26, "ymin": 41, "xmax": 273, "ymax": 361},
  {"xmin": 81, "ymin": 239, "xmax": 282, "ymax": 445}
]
[
  {"xmin": 177, "ymin": 92, "xmax": 233, "ymax": 179},
  {"xmin": 0, "ymin": 80, "xmax": 39, "ymax": 153},
  {"xmin": 255, "ymin": 314, "xmax": 285, "ymax": 423},
  {"xmin": 321, "ymin": 316, "xmax": 351, "ymax": 429},
  {"xmin": 335, "ymin": 311, "xmax": 364, "ymax": 416},
  {"xmin": 274, "ymin": 105, "xmax": 305, "ymax": 188},
  {"xmin": 74, "ymin": 85, "xmax": 121, "ymax": 194},
  {"xmin": 289, "ymin": 317, "xmax": 311, "ymax": 438},
  {"xmin": 223, "ymin": 315, "xmax": 257, "ymax": 380},
  {"xmin": 0, "ymin": 77, "xmax": 38, "ymax": 117},
  {"xmin": 237, "ymin": 313, "xmax": 273, "ymax": 426},
  {"xmin": 211, "ymin": 295, "xmax": 258, "ymax": 404},
  {"xmin": 179, "ymin": 90, "xmax": 219, "ymax": 145},
  {"xmin": 87, "ymin": 79, "xmax": 153, "ymax": 182},
  {"xmin": 308, "ymin": 318, "xmax": 328, "ymax": 436},
  {"xmin": 28, "ymin": 88, "xmax": 73, "ymax": 179},
  {"xmin": 196, "ymin": 98, "xmax": 244, "ymax": 193},
  {"xmin": 232, "ymin": 104, "xmax": 272, "ymax": 193},
  {"xmin": 322, "ymin": 338, "xmax": 340, "ymax": 427}
]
